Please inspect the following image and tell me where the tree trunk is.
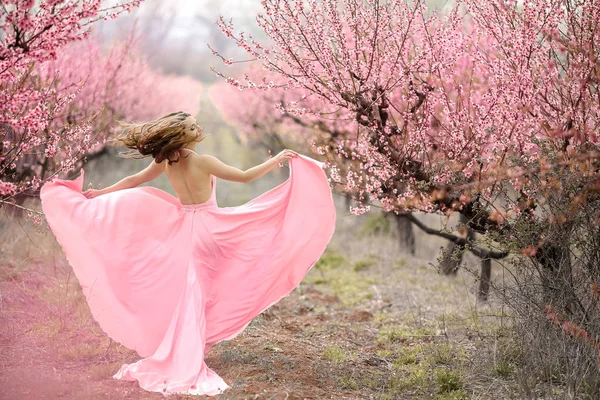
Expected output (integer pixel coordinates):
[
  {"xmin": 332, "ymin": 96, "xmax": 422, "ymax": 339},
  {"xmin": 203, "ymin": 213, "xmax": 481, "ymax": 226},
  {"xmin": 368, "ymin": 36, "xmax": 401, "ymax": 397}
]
[
  {"xmin": 439, "ymin": 214, "xmax": 473, "ymax": 275},
  {"xmin": 478, "ymin": 258, "xmax": 492, "ymax": 301},
  {"xmin": 536, "ymin": 243, "xmax": 587, "ymax": 323},
  {"xmin": 393, "ymin": 213, "xmax": 415, "ymax": 255},
  {"xmin": 345, "ymin": 192, "xmax": 352, "ymax": 209}
]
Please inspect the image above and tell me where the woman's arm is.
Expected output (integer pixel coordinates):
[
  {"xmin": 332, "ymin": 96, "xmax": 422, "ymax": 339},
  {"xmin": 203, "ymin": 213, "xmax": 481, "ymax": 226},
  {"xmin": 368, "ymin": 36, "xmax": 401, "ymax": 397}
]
[
  {"xmin": 199, "ymin": 149, "xmax": 298, "ymax": 183},
  {"xmin": 83, "ymin": 160, "xmax": 164, "ymax": 199}
]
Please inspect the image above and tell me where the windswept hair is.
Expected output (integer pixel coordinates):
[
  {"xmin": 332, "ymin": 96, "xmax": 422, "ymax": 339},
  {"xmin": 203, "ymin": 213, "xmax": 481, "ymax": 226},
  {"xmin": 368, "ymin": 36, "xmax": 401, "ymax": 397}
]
[{"xmin": 115, "ymin": 111, "xmax": 204, "ymax": 164}]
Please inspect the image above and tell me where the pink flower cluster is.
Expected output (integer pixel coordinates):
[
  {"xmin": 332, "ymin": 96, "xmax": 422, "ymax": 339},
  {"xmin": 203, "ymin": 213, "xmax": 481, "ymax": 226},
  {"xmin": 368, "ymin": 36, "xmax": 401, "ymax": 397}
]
[{"xmin": 0, "ymin": 180, "xmax": 17, "ymax": 196}]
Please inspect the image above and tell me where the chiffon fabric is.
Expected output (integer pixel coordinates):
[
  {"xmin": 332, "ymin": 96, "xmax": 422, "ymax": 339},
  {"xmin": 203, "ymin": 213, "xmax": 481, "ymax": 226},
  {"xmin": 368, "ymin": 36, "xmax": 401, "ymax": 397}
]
[{"xmin": 40, "ymin": 153, "xmax": 336, "ymax": 396}]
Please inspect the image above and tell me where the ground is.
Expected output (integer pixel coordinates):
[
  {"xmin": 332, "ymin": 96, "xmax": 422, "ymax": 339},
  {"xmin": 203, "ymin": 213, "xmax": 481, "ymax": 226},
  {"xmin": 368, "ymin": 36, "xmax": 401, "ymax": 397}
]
[{"xmin": 0, "ymin": 207, "xmax": 540, "ymax": 400}]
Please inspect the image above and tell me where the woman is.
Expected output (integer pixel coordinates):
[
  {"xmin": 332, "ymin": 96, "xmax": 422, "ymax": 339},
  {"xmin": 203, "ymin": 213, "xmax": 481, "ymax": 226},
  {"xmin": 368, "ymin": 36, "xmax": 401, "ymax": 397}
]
[{"xmin": 40, "ymin": 111, "xmax": 336, "ymax": 396}]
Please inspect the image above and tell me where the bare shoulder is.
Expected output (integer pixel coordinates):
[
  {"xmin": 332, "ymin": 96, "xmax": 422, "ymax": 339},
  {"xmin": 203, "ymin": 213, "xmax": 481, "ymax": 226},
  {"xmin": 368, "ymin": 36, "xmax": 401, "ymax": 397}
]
[
  {"xmin": 193, "ymin": 154, "xmax": 221, "ymax": 173},
  {"xmin": 196, "ymin": 154, "xmax": 217, "ymax": 162},
  {"xmin": 196, "ymin": 154, "xmax": 222, "ymax": 167},
  {"xmin": 194, "ymin": 154, "xmax": 244, "ymax": 180}
]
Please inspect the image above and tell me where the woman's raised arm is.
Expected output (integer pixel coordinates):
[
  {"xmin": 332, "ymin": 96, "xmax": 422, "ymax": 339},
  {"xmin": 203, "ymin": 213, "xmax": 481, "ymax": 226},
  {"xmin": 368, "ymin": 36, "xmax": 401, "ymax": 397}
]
[
  {"xmin": 198, "ymin": 149, "xmax": 298, "ymax": 183},
  {"xmin": 83, "ymin": 160, "xmax": 164, "ymax": 199}
]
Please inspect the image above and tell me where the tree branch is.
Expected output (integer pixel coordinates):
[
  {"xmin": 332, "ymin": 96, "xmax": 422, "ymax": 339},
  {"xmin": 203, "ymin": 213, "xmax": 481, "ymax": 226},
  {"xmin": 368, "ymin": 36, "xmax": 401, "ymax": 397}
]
[{"xmin": 401, "ymin": 213, "xmax": 509, "ymax": 259}]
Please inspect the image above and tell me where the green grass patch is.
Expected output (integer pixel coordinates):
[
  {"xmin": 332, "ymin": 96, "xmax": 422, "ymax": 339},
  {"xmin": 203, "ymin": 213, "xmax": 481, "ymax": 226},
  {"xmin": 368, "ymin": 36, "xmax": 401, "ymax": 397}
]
[
  {"xmin": 417, "ymin": 264, "xmax": 430, "ymax": 273},
  {"xmin": 0, "ymin": 267, "xmax": 23, "ymax": 282},
  {"xmin": 219, "ymin": 347, "xmax": 259, "ymax": 364},
  {"xmin": 435, "ymin": 368, "xmax": 464, "ymax": 393},
  {"xmin": 360, "ymin": 370, "xmax": 386, "ymax": 390},
  {"xmin": 377, "ymin": 324, "xmax": 436, "ymax": 344},
  {"xmin": 29, "ymin": 317, "xmax": 62, "ymax": 340},
  {"xmin": 322, "ymin": 345, "xmax": 346, "ymax": 364},
  {"xmin": 426, "ymin": 343, "xmax": 456, "ymax": 365},
  {"xmin": 394, "ymin": 258, "xmax": 407, "ymax": 270},
  {"xmin": 494, "ymin": 360, "xmax": 515, "ymax": 378},
  {"xmin": 314, "ymin": 250, "xmax": 347, "ymax": 272},
  {"xmin": 353, "ymin": 257, "xmax": 377, "ymax": 272},
  {"xmin": 377, "ymin": 349, "xmax": 393, "ymax": 358},
  {"xmin": 373, "ymin": 313, "xmax": 389, "ymax": 324},
  {"xmin": 386, "ymin": 364, "xmax": 429, "ymax": 397},
  {"xmin": 494, "ymin": 338, "xmax": 523, "ymax": 378},
  {"xmin": 263, "ymin": 344, "xmax": 283, "ymax": 353},
  {"xmin": 435, "ymin": 389, "xmax": 468, "ymax": 400},
  {"xmin": 340, "ymin": 376, "xmax": 359, "ymax": 390},
  {"xmin": 394, "ymin": 345, "xmax": 423, "ymax": 367},
  {"xmin": 380, "ymin": 344, "xmax": 469, "ymax": 399},
  {"xmin": 306, "ymin": 263, "xmax": 375, "ymax": 306}
]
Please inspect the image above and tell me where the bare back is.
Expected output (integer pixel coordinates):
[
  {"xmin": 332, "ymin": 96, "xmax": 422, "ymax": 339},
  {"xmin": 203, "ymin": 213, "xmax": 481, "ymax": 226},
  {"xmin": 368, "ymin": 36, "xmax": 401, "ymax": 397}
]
[
  {"xmin": 156, "ymin": 147, "xmax": 298, "ymax": 205},
  {"xmin": 162, "ymin": 148, "xmax": 213, "ymax": 205}
]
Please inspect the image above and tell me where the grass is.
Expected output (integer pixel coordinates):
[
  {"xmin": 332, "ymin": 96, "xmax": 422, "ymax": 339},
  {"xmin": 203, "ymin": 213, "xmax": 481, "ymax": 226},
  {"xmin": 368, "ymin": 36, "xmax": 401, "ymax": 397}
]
[
  {"xmin": 377, "ymin": 324, "xmax": 438, "ymax": 344},
  {"xmin": 322, "ymin": 345, "xmax": 346, "ymax": 364},
  {"xmin": 0, "ymin": 266, "xmax": 23, "ymax": 282},
  {"xmin": 219, "ymin": 347, "xmax": 259, "ymax": 364},
  {"xmin": 394, "ymin": 345, "xmax": 423, "ymax": 366},
  {"xmin": 59, "ymin": 343, "xmax": 104, "ymax": 361},
  {"xmin": 314, "ymin": 250, "xmax": 346, "ymax": 272},
  {"xmin": 426, "ymin": 343, "xmax": 457, "ymax": 365},
  {"xmin": 353, "ymin": 257, "xmax": 377, "ymax": 272},
  {"xmin": 435, "ymin": 368, "xmax": 464, "ymax": 393},
  {"xmin": 340, "ymin": 376, "xmax": 359, "ymax": 390},
  {"xmin": 435, "ymin": 389, "xmax": 469, "ymax": 400},
  {"xmin": 29, "ymin": 316, "xmax": 63, "ymax": 340},
  {"xmin": 378, "ymin": 331, "xmax": 471, "ymax": 399},
  {"xmin": 306, "ymin": 249, "xmax": 376, "ymax": 306},
  {"xmin": 387, "ymin": 364, "xmax": 429, "ymax": 395},
  {"xmin": 263, "ymin": 343, "xmax": 283, "ymax": 353},
  {"xmin": 89, "ymin": 362, "xmax": 122, "ymax": 380},
  {"xmin": 373, "ymin": 312, "xmax": 389, "ymax": 323},
  {"xmin": 394, "ymin": 258, "xmax": 408, "ymax": 270},
  {"xmin": 493, "ymin": 338, "xmax": 522, "ymax": 379}
]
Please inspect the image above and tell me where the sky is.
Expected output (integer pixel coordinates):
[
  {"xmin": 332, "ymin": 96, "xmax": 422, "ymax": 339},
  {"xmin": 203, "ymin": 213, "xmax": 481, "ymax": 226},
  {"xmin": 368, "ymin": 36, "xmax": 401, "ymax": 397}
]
[
  {"xmin": 103, "ymin": 0, "xmax": 264, "ymax": 41},
  {"xmin": 98, "ymin": 0, "xmax": 266, "ymax": 80}
]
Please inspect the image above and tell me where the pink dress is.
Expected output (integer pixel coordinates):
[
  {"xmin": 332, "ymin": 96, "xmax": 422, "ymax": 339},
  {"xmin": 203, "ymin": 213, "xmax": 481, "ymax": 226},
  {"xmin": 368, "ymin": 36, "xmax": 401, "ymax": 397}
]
[{"xmin": 39, "ymin": 153, "xmax": 336, "ymax": 397}]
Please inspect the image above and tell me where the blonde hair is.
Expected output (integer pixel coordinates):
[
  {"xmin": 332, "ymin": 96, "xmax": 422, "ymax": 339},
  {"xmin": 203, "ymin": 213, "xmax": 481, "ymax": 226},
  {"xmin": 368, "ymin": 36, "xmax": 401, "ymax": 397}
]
[{"xmin": 116, "ymin": 111, "xmax": 204, "ymax": 164}]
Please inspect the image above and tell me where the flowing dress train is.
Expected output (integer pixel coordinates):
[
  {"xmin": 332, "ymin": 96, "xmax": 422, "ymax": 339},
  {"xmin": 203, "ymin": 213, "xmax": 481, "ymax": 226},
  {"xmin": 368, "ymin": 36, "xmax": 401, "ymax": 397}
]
[{"xmin": 40, "ymin": 153, "xmax": 336, "ymax": 396}]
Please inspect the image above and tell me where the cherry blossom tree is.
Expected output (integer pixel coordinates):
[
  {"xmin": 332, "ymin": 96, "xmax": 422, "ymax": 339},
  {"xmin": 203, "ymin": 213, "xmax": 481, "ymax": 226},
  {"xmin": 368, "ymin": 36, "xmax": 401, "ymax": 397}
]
[
  {"xmin": 212, "ymin": 0, "xmax": 600, "ymax": 390},
  {"xmin": 0, "ymin": 1, "xmax": 202, "ymax": 218},
  {"xmin": 0, "ymin": 0, "xmax": 143, "ymax": 209}
]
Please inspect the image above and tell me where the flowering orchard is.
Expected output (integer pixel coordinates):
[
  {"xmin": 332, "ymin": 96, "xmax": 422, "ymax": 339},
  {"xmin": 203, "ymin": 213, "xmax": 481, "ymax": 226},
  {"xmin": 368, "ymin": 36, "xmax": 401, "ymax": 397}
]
[
  {"xmin": 213, "ymin": 0, "xmax": 599, "ymax": 218},
  {"xmin": 36, "ymin": 36, "xmax": 203, "ymax": 152},
  {"xmin": 1, "ymin": 0, "xmax": 140, "ymax": 197},
  {"xmin": 212, "ymin": 0, "xmax": 600, "ymax": 389},
  {"xmin": 0, "ymin": 0, "xmax": 202, "ymax": 216}
]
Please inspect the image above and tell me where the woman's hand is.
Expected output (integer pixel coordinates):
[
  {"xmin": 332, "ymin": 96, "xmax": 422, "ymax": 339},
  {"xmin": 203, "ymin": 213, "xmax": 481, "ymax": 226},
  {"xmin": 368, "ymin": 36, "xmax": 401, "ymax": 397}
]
[
  {"xmin": 83, "ymin": 183, "xmax": 104, "ymax": 199},
  {"xmin": 273, "ymin": 149, "xmax": 299, "ymax": 166}
]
